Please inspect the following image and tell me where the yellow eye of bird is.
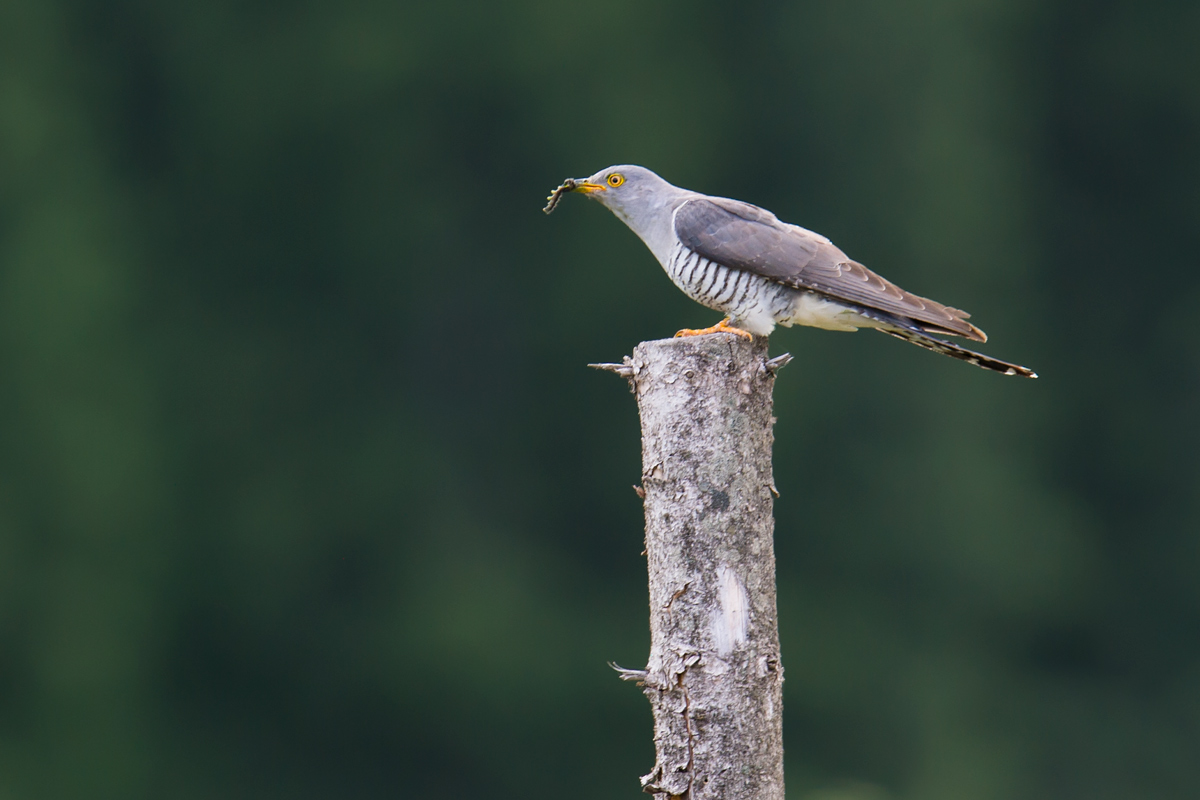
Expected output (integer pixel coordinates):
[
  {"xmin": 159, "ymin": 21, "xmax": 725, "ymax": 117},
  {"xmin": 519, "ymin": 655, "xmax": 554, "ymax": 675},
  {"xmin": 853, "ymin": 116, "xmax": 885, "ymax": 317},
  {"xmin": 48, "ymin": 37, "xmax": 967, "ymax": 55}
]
[{"xmin": 607, "ymin": 173, "xmax": 625, "ymax": 187}]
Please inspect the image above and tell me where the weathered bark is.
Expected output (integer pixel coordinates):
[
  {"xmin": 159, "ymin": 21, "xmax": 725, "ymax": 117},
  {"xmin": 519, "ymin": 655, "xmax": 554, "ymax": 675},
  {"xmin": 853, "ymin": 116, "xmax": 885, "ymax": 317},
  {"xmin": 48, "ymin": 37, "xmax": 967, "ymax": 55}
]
[{"xmin": 596, "ymin": 334, "xmax": 787, "ymax": 800}]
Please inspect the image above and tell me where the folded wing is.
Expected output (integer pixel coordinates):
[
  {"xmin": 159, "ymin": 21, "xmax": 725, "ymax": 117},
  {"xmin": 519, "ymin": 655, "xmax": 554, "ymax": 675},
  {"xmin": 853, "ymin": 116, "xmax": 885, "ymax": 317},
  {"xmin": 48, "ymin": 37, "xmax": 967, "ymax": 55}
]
[{"xmin": 673, "ymin": 197, "xmax": 986, "ymax": 342}]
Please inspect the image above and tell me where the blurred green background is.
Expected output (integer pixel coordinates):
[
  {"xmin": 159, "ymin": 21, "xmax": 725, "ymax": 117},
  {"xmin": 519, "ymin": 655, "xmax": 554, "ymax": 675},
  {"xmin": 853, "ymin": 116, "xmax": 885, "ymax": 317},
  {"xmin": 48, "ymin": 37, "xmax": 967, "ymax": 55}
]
[{"xmin": 1, "ymin": 1, "xmax": 1198, "ymax": 798}]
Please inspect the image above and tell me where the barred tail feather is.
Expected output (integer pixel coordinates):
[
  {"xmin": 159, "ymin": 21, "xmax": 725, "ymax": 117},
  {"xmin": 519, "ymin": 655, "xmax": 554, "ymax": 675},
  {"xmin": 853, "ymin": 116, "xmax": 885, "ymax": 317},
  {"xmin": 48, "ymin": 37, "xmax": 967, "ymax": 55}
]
[{"xmin": 877, "ymin": 325, "xmax": 1038, "ymax": 378}]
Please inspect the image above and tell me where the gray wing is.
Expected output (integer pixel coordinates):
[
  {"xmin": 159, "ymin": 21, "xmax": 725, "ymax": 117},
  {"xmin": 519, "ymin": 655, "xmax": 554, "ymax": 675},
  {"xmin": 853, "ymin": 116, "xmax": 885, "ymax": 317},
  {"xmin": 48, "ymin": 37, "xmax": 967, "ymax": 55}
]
[{"xmin": 674, "ymin": 197, "xmax": 986, "ymax": 342}]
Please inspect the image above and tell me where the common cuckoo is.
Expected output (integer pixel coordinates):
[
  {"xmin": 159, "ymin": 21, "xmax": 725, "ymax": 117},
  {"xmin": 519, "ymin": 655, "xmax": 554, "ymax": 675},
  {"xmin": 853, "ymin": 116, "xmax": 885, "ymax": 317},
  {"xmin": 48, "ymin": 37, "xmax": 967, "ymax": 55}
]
[{"xmin": 546, "ymin": 165, "xmax": 1036, "ymax": 378}]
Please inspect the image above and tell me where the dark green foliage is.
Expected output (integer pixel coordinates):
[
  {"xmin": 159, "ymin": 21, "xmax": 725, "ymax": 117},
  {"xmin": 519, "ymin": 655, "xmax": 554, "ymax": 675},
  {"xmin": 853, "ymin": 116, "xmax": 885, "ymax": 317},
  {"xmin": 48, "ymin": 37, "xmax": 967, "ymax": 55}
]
[{"xmin": 0, "ymin": 1, "xmax": 1197, "ymax": 798}]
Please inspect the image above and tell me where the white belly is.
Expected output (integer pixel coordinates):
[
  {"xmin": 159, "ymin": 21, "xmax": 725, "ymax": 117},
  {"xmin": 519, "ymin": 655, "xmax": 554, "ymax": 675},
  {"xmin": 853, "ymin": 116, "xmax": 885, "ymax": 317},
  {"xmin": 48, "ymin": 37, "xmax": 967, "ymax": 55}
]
[{"xmin": 782, "ymin": 292, "xmax": 878, "ymax": 332}]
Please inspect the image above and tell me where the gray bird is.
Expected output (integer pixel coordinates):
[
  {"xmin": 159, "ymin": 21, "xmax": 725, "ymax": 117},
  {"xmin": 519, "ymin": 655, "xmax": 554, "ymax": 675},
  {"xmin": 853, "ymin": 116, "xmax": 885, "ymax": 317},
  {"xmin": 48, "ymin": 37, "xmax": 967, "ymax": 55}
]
[{"xmin": 546, "ymin": 165, "xmax": 1037, "ymax": 378}]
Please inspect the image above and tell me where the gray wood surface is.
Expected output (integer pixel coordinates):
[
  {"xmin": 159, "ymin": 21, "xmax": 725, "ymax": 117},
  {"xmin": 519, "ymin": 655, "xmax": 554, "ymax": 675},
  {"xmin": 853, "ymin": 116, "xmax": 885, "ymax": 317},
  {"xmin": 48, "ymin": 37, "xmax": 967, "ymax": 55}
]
[{"xmin": 604, "ymin": 334, "xmax": 786, "ymax": 800}]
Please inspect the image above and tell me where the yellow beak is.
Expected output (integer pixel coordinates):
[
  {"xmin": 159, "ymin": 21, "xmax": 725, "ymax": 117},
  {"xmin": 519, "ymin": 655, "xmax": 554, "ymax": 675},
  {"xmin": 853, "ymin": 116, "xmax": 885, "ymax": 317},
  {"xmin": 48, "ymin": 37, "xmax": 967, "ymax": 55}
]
[{"xmin": 571, "ymin": 181, "xmax": 606, "ymax": 194}]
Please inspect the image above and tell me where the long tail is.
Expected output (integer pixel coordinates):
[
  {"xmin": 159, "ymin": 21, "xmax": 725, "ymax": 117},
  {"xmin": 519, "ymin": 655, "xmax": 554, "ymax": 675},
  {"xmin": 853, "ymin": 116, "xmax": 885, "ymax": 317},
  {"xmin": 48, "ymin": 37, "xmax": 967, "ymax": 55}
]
[{"xmin": 876, "ymin": 324, "xmax": 1037, "ymax": 378}]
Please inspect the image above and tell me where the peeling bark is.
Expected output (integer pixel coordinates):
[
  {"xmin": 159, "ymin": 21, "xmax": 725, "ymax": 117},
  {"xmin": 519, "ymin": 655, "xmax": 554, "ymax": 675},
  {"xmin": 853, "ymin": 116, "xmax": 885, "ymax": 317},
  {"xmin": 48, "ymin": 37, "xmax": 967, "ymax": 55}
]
[{"xmin": 608, "ymin": 334, "xmax": 785, "ymax": 800}]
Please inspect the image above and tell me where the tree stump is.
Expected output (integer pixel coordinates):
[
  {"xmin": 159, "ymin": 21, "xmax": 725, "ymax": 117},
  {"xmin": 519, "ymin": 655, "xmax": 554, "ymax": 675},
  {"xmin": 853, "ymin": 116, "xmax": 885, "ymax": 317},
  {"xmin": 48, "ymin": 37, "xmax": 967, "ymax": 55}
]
[{"xmin": 596, "ymin": 334, "xmax": 788, "ymax": 800}]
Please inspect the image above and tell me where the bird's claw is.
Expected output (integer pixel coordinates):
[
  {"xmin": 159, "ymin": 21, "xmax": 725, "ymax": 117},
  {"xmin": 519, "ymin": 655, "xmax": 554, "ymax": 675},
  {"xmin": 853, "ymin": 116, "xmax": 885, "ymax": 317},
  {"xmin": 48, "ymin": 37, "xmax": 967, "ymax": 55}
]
[{"xmin": 674, "ymin": 318, "xmax": 754, "ymax": 340}]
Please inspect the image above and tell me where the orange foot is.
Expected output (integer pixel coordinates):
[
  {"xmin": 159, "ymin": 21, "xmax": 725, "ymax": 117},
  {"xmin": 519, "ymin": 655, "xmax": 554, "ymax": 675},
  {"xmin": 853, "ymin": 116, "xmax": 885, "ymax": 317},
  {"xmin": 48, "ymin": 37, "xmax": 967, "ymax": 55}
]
[{"xmin": 675, "ymin": 317, "xmax": 754, "ymax": 340}]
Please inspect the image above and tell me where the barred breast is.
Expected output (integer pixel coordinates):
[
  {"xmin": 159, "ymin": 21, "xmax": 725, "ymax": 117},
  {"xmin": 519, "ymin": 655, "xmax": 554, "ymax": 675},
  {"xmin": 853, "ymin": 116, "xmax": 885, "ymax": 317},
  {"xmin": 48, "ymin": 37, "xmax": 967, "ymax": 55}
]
[{"xmin": 662, "ymin": 241, "xmax": 796, "ymax": 336}]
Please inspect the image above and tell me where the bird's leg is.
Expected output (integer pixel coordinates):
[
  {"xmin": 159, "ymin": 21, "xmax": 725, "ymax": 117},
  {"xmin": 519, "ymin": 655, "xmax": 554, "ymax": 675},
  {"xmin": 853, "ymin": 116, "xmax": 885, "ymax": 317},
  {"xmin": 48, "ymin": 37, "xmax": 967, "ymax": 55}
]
[{"xmin": 674, "ymin": 317, "xmax": 754, "ymax": 340}]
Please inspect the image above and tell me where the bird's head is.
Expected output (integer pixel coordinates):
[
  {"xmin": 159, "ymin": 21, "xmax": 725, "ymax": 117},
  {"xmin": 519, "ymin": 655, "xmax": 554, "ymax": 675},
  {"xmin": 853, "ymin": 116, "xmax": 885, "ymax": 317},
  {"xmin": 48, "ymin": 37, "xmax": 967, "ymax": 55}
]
[{"xmin": 553, "ymin": 165, "xmax": 682, "ymax": 226}]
